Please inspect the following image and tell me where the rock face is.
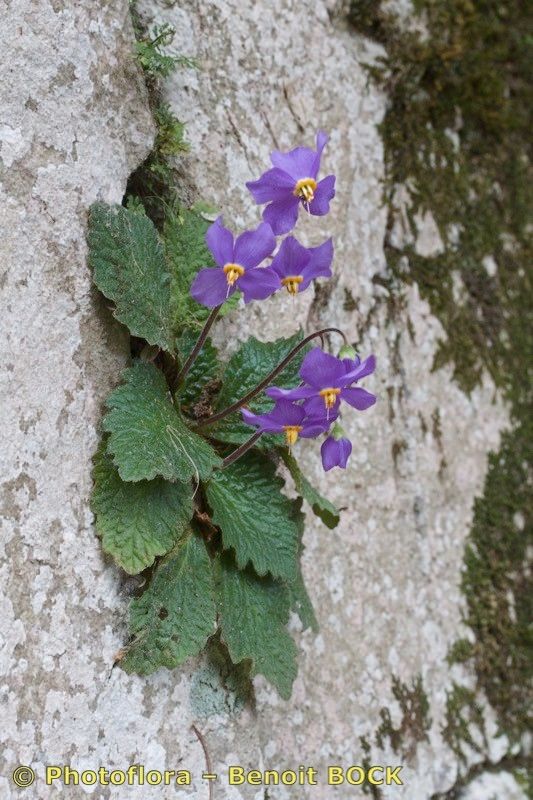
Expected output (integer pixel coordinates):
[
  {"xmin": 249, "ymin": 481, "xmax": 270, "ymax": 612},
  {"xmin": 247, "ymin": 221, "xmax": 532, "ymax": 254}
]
[{"xmin": 1, "ymin": 1, "xmax": 515, "ymax": 799}]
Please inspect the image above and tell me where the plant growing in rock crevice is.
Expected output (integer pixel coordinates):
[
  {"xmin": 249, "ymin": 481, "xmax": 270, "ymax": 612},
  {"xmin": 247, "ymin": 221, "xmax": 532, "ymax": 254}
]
[
  {"xmin": 128, "ymin": 13, "xmax": 193, "ymax": 213},
  {"xmin": 89, "ymin": 132, "xmax": 376, "ymax": 697}
]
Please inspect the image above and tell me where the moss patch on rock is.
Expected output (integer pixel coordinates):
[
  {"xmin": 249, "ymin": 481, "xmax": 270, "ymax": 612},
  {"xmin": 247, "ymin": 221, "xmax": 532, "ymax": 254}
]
[
  {"xmin": 127, "ymin": 5, "xmax": 192, "ymax": 217},
  {"xmin": 350, "ymin": 0, "xmax": 532, "ymax": 396},
  {"xmin": 376, "ymin": 675, "xmax": 431, "ymax": 759},
  {"xmin": 349, "ymin": 0, "xmax": 532, "ymax": 766}
]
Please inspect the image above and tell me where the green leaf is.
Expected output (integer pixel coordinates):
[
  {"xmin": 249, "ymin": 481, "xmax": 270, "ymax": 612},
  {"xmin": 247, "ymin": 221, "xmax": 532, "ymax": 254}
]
[
  {"xmin": 164, "ymin": 208, "xmax": 239, "ymax": 332},
  {"xmin": 216, "ymin": 554, "xmax": 298, "ymax": 699},
  {"xmin": 206, "ymin": 451, "xmax": 299, "ymax": 580},
  {"xmin": 88, "ymin": 203, "xmax": 174, "ymax": 351},
  {"xmin": 211, "ymin": 331, "xmax": 307, "ymax": 448},
  {"xmin": 288, "ymin": 570, "xmax": 319, "ymax": 633},
  {"xmin": 122, "ymin": 533, "xmax": 216, "ymax": 675},
  {"xmin": 103, "ymin": 362, "xmax": 222, "ymax": 482},
  {"xmin": 285, "ymin": 499, "xmax": 319, "ymax": 632},
  {"xmin": 281, "ymin": 450, "xmax": 340, "ymax": 529},
  {"xmin": 177, "ymin": 330, "xmax": 220, "ymax": 413},
  {"xmin": 91, "ymin": 440, "xmax": 193, "ymax": 574}
]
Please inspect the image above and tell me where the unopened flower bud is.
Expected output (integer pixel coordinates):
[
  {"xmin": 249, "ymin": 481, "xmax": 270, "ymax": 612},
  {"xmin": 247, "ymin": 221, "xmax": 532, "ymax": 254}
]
[
  {"xmin": 337, "ymin": 343, "xmax": 358, "ymax": 361},
  {"xmin": 330, "ymin": 421, "xmax": 347, "ymax": 441}
]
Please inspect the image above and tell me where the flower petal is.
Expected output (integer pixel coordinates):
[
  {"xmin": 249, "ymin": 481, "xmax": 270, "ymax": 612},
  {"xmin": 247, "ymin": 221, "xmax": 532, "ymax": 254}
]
[
  {"xmin": 350, "ymin": 354, "xmax": 376, "ymax": 381},
  {"xmin": 342, "ymin": 356, "xmax": 361, "ymax": 373},
  {"xmin": 299, "ymin": 347, "xmax": 346, "ymax": 388},
  {"xmin": 205, "ymin": 217, "xmax": 234, "ymax": 267},
  {"xmin": 309, "ymin": 174, "xmax": 336, "ymax": 216},
  {"xmin": 190, "ymin": 267, "xmax": 234, "ymax": 308},
  {"xmin": 309, "ymin": 130, "xmax": 329, "ymax": 178},
  {"xmin": 337, "ymin": 356, "xmax": 376, "ymax": 387},
  {"xmin": 241, "ymin": 407, "xmax": 283, "ymax": 433},
  {"xmin": 316, "ymin": 130, "xmax": 329, "ymax": 154},
  {"xmin": 246, "ymin": 168, "xmax": 295, "ymax": 204},
  {"xmin": 262, "ymin": 194, "xmax": 300, "ymax": 235},
  {"xmin": 270, "ymin": 146, "xmax": 317, "ymax": 180},
  {"xmin": 340, "ymin": 387, "xmax": 377, "ymax": 410},
  {"xmin": 265, "ymin": 384, "xmax": 316, "ymax": 401},
  {"xmin": 270, "ymin": 235, "xmax": 310, "ymax": 279},
  {"xmin": 300, "ymin": 420, "xmax": 331, "ymax": 439},
  {"xmin": 238, "ymin": 267, "xmax": 280, "ymax": 303},
  {"xmin": 233, "ymin": 222, "xmax": 276, "ymax": 268},
  {"xmin": 302, "ymin": 395, "xmax": 341, "ymax": 417},
  {"xmin": 300, "ymin": 237, "xmax": 333, "ymax": 289},
  {"xmin": 321, "ymin": 436, "xmax": 352, "ymax": 471},
  {"xmin": 270, "ymin": 399, "xmax": 306, "ymax": 426},
  {"xmin": 244, "ymin": 399, "xmax": 306, "ymax": 430}
]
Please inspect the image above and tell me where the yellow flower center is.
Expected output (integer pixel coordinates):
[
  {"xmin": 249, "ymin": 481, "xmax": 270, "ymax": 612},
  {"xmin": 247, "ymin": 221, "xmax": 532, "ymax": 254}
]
[
  {"xmin": 294, "ymin": 177, "xmax": 317, "ymax": 203},
  {"xmin": 223, "ymin": 263, "xmax": 245, "ymax": 286},
  {"xmin": 281, "ymin": 275, "xmax": 304, "ymax": 296},
  {"xmin": 283, "ymin": 425, "xmax": 303, "ymax": 447},
  {"xmin": 319, "ymin": 387, "xmax": 341, "ymax": 409}
]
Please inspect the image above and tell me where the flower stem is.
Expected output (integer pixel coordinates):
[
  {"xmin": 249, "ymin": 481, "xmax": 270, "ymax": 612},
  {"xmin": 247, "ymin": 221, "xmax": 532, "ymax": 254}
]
[
  {"xmin": 222, "ymin": 431, "xmax": 264, "ymax": 468},
  {"xmin": 198, "ymin": 327, "xmax": 347, "ymax": 429},
  {"xmin": 172, "ymin": 305, "xmax": 222, "ymax": 391},
  {"xmin": 191, "ymin": 725, "xmax": 214, "ymax": 800}
]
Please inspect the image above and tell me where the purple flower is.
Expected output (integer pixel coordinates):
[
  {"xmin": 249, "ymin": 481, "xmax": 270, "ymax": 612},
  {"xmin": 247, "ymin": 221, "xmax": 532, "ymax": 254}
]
[
  {"xmin": 241, "ymin": 399, "xmax": 334, "ymax": 448},
  {"xmin": 266, "ymin": 347, "xmax": 376, "ymax": 416},
  {"xmin": 246, "ymin": 131, "xmax": 336, "ymax": 235},
  {"xmin": 321, "ymin": 435, "xmax": 352, "ymax": 471},
  {"xmin": 190, "ymin": 217, "xmax": 280, "ymax": 307},
  {"xmin": 270, "ymin": 236, "xmax": 333, "ymax": 296},
  {"xmin": 335, "ymin": 343, "xmax": 376, "ymax": 378}
]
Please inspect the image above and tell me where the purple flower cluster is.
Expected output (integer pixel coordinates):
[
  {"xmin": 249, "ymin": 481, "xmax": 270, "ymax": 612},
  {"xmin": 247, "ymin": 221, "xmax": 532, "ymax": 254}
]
[
  {"xmin": 247, "ymin": 131, "xmax": 336, "ymax": 235},
  {"xmin": 189, "ymin": 130, "xmax": 377, "ymax": 471},
  {"xmin": 190, "ymin": 131, "xmax": 334, "ymax": 308},
  {"xmin": 242, "ymin": 347, "xmax": 376, "ymax": 471}
]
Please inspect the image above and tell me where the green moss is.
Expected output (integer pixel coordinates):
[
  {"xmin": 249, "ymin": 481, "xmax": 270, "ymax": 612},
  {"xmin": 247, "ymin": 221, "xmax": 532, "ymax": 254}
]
[
  {"xmin": 359, "ymin": 736, "xmax": 384, "ymax": 798},
  {"xmin": 442, "ymin": 684, "xmax": 486, "ymax": 762},
  {"xmin": 375, "ymin": 675, "xmax": 431, "ymax": 759},
  {"xmin": 127, "ymin": 9, "xmax": 195, "ymax": 217},
  {"xmin": 513, "ymin": 767, "xmax": 532, "ymax": 799},
  {"xmin": 349, "ymin": 0, "xmax": 532, "ymax": 767},
  {"xmin": 446, "ymin": 638, "xmax": 474, "ymax": 665},
  {"xmin": 458, "ymin": 420, "xmax": 532, "ymax": 743},
  {"xmin": 134, "ymin": 22, "xmax": 196, "ymax": 82},
  {"xmin": 350, "ymin": 0, "xmax": 532, "ymax": 395}
]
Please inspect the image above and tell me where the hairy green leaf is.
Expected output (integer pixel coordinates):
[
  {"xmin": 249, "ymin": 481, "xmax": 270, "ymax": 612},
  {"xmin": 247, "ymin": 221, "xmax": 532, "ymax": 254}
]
[
  {"xmin": 216, "ymin": 554, "xmax": 298, "ymax": 699},
  {"xmin": 122, "ymin": 533, "xmax": 216, "ymax": 674},
  {"xmin": 206, "ymin": 452, "xmax": 299, "ymax": 580},
  {"xmin": 285, "ymin": 499, "xmax": 319, "ymax": 632},
  {"xmin": 288, "ymin": 570, "xmax": 319, "ymax": 633},
  {"xmin": 91, "ymin": 441, "xmax": 193, "ymax": 574},
  {"xmin": 211, "ymin": 331, "xmax": 306, "ymax": 447},
  {"xmin": 104, "ymin": 362, "xmax": 222, "ymax": 483},
  {"xmin": 88, "ymin": 203, "xmax": 174, "ymax": 351},
  {"xmin": 281, "ymin": 450, "xmax": 340, "ymax": 529},
  {"xmin": 177, "ymin": 330, "xmax": 220, "ymax": 413}
]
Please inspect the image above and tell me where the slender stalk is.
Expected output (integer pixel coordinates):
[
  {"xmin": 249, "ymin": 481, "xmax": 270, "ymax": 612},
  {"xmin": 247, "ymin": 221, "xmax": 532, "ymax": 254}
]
[
  {"xmin": 173, "ymin": 305, "xmax": 221, "ymax": 390},
  {"xmin": 222, "ymin": 431, "xmax": 263, "ymax": 468},
  {"xmin": 191, "ymin": 725, "xmax": 214, "ymax": 800},
  {"xmin": 198, "ymin": 327, "xmax": 347, "ymax": 429}
]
